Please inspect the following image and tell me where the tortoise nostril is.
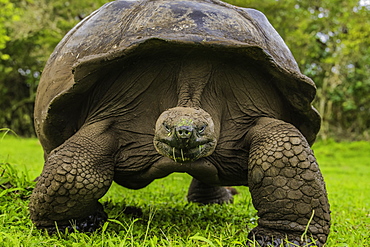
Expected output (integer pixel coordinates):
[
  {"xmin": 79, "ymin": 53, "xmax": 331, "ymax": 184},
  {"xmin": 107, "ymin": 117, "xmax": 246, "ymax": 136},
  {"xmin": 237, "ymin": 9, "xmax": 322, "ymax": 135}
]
[{"xmin": 176, "ymin": 126, "xmax": 193, "ymax": 138}]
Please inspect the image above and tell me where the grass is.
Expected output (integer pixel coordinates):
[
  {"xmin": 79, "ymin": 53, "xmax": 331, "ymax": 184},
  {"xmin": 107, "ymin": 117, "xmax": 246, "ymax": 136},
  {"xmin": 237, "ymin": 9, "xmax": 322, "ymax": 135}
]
[
  {"xmin": 0, "ymin": 134, "xmax": 369, "ymax": 246},
  {"xmin": 313, "ymin": 141, "xmax": 370, "ymax": 246}
]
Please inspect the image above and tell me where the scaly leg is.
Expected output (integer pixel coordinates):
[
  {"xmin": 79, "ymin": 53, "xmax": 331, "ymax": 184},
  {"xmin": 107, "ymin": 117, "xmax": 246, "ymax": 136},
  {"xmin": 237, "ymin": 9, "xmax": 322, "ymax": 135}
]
[
  {"xmin": 246, "ymin": 117, "xmax": 330, "ymax": 246},
  {"xmin": 187, "ymin": 178, "xmax": 234, "ymax": 204},
  {"xmin": 29, "ymin": 122, "xmax": 118, "ymax": 233}
]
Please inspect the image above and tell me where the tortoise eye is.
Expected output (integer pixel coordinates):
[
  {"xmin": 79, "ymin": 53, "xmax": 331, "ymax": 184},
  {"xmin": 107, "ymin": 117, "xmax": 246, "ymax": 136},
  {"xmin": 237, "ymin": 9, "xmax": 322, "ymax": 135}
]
[
  {"xmin": 163, "ymin": 123, "xmax": 171, "ymax": 133},
  {"xmin": 198, "ymin": 125, "xmax": 206, "ymax": 134}
]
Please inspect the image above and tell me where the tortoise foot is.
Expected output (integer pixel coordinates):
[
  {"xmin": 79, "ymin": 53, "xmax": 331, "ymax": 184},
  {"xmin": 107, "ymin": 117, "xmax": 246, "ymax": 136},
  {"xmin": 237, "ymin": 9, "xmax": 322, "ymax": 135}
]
[
  {"xmin": 247, "ymin": 227, "xmax": 322, "ymax": 247},
  {"xmin": 187, "ymin": 178, "xmax": 234, "ymax": 204},
  {"xmin": 41, "ymin": 208, "xmax": 108, "ymax": 234},
  {"xmin": 123, "ymin": 206, "xmax": 143, "ymax": 218}
]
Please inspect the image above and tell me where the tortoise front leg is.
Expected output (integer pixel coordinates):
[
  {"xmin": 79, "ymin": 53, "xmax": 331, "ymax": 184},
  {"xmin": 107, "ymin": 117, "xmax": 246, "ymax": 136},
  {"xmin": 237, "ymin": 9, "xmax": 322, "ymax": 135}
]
[
  {"xmin": 246, "ymin": 117, "xmax": 330, "ymax": 246},
  {"xmin": 29, "ymin": 123, "xmax": 118, "ymax": 233}
]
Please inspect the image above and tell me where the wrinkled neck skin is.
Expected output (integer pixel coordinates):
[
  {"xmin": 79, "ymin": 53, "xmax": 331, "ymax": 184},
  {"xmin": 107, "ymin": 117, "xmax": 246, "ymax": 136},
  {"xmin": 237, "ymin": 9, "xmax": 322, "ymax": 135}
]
[
  {"xmin": 176, "ymin": 56, "xmax": 221, "ymax": 139},
  {"xmin": 149, "ymin": 56, "xmax": 222, "ymax": 186}
]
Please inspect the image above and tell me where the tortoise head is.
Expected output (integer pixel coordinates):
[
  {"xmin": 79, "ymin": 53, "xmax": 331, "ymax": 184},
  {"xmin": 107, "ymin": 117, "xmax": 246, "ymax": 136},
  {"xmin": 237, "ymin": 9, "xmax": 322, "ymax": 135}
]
[{"xmin": 154, "ymin": 107, "xmax": 217, "ymax": 163}]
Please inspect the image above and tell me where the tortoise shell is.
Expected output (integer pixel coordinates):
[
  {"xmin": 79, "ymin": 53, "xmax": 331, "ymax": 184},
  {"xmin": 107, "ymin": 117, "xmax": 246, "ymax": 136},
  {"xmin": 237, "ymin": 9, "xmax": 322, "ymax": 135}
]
[{"xmin": 34, "ymin": 0, "xmax": 320, "ymax": 154}]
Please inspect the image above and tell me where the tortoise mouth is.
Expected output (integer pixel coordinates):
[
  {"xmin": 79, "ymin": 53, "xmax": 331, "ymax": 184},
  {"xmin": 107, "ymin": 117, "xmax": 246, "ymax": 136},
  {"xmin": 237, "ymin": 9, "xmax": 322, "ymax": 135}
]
[{"xmin": 154, "ymin": 139, "xmax": 216, "ymax": 163}]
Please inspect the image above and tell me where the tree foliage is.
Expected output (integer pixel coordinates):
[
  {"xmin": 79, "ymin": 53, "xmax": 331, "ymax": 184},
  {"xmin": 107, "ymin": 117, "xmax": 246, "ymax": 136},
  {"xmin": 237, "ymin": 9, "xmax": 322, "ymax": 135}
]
[
  {"xmin": 0, "ymin": 0, "xmax": 17, "ymax": 59},
  {"xmin": 1, "ymin": 0, "xmax": 369, "ymax": 140}
]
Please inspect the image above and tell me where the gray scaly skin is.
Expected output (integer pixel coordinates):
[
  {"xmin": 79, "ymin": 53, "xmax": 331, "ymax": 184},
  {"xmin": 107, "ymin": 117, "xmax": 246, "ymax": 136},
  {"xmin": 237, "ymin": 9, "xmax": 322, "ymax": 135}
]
[
  {"xmin": 29, "ymin": 122, "xmax": 117, "ymax": 231},
  {"xmin": 246, "ymin": 118, "xmax": 330, "ymax": 246}
]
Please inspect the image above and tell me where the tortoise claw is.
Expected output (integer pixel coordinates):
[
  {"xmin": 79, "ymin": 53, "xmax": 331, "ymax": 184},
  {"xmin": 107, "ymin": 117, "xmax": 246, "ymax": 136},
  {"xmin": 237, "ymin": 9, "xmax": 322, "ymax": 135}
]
[
  {"xmin": 40, "ymin": 209, "xmax": 108, "ymax": 234},
  {"xmin": 247, "ymin": 227, "xmax": 321, "ymax": 247}
]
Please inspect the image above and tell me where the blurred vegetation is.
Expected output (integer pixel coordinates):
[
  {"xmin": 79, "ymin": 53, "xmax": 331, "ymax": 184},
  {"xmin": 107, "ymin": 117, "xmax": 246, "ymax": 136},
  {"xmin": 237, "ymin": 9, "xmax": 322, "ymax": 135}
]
[{"xmin": 0, "ymin": 0, "xmax": 369, "ymax": 140}]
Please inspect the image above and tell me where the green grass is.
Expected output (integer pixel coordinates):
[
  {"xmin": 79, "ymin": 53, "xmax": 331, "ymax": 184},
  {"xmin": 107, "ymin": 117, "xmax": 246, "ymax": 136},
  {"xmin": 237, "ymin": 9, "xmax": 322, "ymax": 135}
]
[
  {"xmin": 313, "ymin": 141, "xmax": 370, "ymax": 246},
  {"xmin": 0, "ymin": 134, "xmax": 369, "ymax": 246}
]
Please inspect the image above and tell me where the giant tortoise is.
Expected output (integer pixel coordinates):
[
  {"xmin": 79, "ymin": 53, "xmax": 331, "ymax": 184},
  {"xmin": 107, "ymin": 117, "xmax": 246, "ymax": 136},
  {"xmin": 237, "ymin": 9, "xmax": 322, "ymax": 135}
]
[{"xmin": 30, "ymin": 0, "xmax": 331, "ymax": 245}]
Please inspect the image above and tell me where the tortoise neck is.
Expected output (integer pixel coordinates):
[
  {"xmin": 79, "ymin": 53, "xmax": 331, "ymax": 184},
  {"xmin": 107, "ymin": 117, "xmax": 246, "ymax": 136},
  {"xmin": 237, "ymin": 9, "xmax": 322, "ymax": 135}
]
[{"xmin": 176, "ymin": 57, "xmax": 213, "ymax": 108}]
